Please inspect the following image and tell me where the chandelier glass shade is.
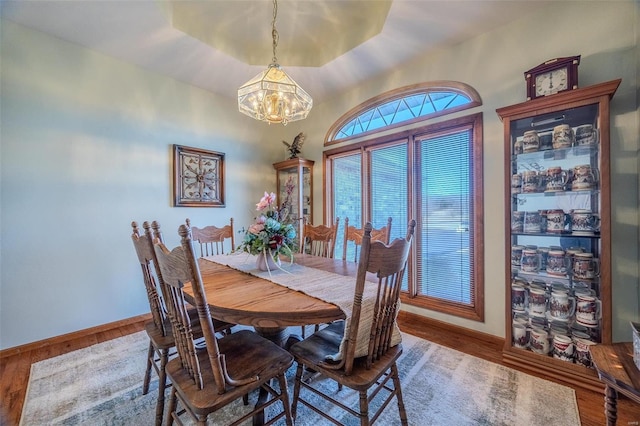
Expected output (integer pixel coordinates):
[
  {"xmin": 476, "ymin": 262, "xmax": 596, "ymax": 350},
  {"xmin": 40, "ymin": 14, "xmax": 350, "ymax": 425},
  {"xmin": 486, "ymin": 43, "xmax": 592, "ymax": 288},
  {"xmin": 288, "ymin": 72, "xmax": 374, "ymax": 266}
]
[{"xmin": 237, "ymin": 0, "xmax": 312, "ymax": 125}]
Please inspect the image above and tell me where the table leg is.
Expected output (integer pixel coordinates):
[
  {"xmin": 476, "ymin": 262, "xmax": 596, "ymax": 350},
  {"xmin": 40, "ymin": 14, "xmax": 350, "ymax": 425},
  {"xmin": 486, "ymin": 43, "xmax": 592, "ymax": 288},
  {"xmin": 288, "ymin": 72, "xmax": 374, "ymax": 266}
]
[
  {"xmin": 250, "ymin": 326, "xmax": 301, "ymax": 426},
  {"xmin": 604, "ymin": 384, "xmax": 618, "ymax": 426}
]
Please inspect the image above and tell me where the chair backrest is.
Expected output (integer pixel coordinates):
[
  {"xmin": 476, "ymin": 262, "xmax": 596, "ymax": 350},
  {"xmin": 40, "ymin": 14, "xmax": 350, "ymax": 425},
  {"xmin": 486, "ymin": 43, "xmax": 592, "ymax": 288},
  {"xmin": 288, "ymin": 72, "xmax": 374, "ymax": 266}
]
[
  {"xmin": 186, "ymin": 217, "xmax": 235, "ymax": 257},
  {"xmin": 343, "ymin": 219, "xmax": 416, "ymax": 375},
  {"xmin": 299, "ymin": 217, "xmax": 340, "ymax": 258},
  {"xmin": 342, "ymin": 217, "xmax": 392, "ymax": 262},
  {"xmin": 130, "ymin": 221, "xmax": 167, "ymax": 336},
  {"xmin": 152, "ymin": 223, "xmax": 251, "ymax": 394}
]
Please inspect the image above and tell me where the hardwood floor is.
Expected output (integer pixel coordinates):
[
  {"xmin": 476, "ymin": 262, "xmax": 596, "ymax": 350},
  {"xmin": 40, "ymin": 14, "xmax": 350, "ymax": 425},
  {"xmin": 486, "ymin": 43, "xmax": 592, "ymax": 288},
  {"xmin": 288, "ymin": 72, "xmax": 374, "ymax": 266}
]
[{"xmin": 1, "ymin": 312, "xmax": 639, "ymax": 425}]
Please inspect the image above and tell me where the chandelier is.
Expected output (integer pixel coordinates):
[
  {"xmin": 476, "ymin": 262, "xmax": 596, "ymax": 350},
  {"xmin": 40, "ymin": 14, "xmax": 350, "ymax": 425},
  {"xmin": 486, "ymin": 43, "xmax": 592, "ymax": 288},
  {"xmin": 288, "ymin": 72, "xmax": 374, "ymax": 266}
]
[{"xmin": 237, "ymin": 0, "xmax": 312, "ymax": 125}]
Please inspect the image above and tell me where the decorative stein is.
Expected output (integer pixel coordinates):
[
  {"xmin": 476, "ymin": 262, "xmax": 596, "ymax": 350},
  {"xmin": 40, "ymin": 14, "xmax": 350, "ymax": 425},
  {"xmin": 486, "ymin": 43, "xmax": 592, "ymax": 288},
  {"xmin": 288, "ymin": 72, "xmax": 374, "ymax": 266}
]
[
  {"xmin": 523, "ymin": 211, "xmax": 542, "ymax": 234},
  {"xmin": 528, "ymin": 287, "xmax": 548, "ymax": 317},
  {"xmin": 573, "ymin": 252, "xmax": 600, "ymax": 280},
  {"xmin": 545, "ymin": 209, "xmax": 569, "ymax": 234},
  {"xmin": 571, "ymin": 164, "xmax": 597, "ymax": 190},
  {"xmin": 511, "ymin": 174, "xmax": 522, "ymax": 194},
  {"xmin": 552, "ymin": 334, "xmax": 575, "ymax": 362},
  {"xmin": 552, "ymin": 124, "xmax": 575, "ymax": 149},
  {"xmin": 513, "ymin": 323, "xmax": 529, "ymax": 349},
  {"xmin": 529, "ymin": 327, "xmax": 551, "ymax": 355},
  {"xmin": 511, "ymin": 245, "xmax": 525, "ymax": 266},
  {"xmin": 521, "ymin": 170, "xmax": 540, "ymax": 193},
  {"xmin": 549, "ymin": 290, "xmax": 576, "ymax": 320},
  {"xmin": 521, "ymin": 249, "xmax": 540, "ymax": 272},
  {"xmin": 546, "ymin": 250, "xmax": 569, "ymax": 276},
  {"xmin": 511, "ymin": 211, "xmax": 525, "ymax": 233},
  {"xmin": 522, "ymin": 130, "xmax": 540, "ymax": 153},
  {"xmin": 574, "ymin": 124, "xmax": 598, "ymax": 146},
  {"xmin": 545, "ymin": 166, "xmax": 568, "ymax": 192},
  {"xmin": 570, "ymin": 210, "xmax": 601, "ymax": 235},
  {"xmin": 575, "ymin": 292, "xmax": 602, "ymax": 327}
]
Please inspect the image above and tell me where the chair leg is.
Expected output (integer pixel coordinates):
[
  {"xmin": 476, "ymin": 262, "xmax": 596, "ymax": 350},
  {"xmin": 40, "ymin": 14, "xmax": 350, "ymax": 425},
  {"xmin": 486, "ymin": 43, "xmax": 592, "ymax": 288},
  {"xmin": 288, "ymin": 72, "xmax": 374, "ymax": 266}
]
[
  {"xmin": 358, "ymin": 390, "xmax": 369, "ymax": 426},
  {"xmin": 165, "ymin": 387, "xmax": 177, "ymax": 426},
  {"xmin": 391, "ymin": 363, "xmax": 408, "ymax": 426},
  {"xmin": 154, "ymin": 348, "xmax": 169, "ymax": 426},
  {"xmin": 143, "ymin": 341, "xmax": 154, "ymax": 395},
  {"xmin": 291, "ymin": 363, "xmax": 305, "ymax": 420},
  {"xmin": 277, "ymin": 373, "xmax": 293, "ymax": 426}
]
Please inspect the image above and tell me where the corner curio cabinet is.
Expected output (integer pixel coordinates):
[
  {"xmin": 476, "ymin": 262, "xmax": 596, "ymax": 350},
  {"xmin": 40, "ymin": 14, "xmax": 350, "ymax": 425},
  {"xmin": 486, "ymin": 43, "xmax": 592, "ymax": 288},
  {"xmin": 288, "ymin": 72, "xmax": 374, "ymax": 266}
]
[
  {"xmin": 273, "ymin": 157, "xmax": 314, "ymax": 242},
  {"xmin": 496, "ymin": 79, "xmax": 620, "ymax": 391}
]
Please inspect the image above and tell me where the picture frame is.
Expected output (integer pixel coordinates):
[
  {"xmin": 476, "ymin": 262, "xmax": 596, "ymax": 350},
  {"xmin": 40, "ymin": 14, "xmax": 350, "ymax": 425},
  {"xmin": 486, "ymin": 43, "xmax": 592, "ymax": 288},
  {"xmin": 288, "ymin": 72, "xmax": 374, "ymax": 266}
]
[{"xmin": 173, "ymin": 144, "xmax": 225, "ymax": 207}]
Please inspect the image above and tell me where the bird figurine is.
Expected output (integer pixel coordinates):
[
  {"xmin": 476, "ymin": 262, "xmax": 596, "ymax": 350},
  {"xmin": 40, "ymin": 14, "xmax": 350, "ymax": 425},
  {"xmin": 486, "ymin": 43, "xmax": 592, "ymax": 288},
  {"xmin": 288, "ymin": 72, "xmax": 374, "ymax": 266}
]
[{"xmin": 282, "ymin": 132, "xmax": 305, "ymax": 159}]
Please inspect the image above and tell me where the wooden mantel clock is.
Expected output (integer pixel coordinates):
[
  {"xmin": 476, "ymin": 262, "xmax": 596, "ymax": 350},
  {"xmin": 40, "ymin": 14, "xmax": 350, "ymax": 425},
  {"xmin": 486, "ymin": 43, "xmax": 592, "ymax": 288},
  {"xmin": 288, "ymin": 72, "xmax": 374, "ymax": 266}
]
[{"xmin": 524, "ymin": 55, "xmax": 580, "ymax": 101}]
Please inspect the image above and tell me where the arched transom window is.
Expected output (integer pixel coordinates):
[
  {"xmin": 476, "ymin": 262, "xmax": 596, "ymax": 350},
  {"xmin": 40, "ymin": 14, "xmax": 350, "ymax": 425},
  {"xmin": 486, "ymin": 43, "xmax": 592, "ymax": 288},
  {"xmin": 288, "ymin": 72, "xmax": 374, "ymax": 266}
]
[{"xmin": 325, "ymin": 81, "xmax": 481, "ymax": 145}]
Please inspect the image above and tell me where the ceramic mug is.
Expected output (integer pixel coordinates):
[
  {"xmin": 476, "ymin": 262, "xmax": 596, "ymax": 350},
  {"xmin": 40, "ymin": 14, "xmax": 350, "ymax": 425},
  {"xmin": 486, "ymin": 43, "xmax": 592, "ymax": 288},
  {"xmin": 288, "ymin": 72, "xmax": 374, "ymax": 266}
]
[
  {"xmin": 529, "ymin": 327, "xmax": 551, "ymax": 355},
  {"xmin": 571, "ymin": 164, "xmax": 597, "ymax": 190},
  {"xmin": 570, "ymin": 210, "xmax": 601, "ymax": 234},
  {"xmin": 521, "ymin": 170, "xmax": 540, "ymax": 193},
  {"xmin": 573, "ymin": 252, "xmax": 600, "ymax": 280},
  {"xmin": 511, "ymin": 174, "xmax": 522, "ymax": 194},
  {"xmin": 549, "ymin": 290, "xmax": 576, "ymax": 320},
  {"xmin": 511, "ymin": 245, "xmax": 525, "ymax": 266},
  {"xmin": 545, "ymin": 167, "xmax": 568, "ymax": 192},
  {"xmin": 573, "ymin": 337, "xmax": 597, "ymax": 368},
  {"xmin": 552, "ymin": 124, "xmax": 575, "ymax": 149},
  {"xmin": 511, "ymin": 283, "xmax": 528, "ymax": 312},
  {"xmin": 553, "ymin": 334, "xmax": 575, "ymax": 362},
  {"xmin": 576, "ymin": 293, "xmax": 602, "ymax": 326},
  {"xmin": 574, "ymin": 124, "xmax": 598, "ymax": 146},
  {"xmin": 546, "ymin": 250, "xmax": 569, "ymax": 276},
  {"xmin": 523, "ymin": 211, "xmax": 542, "ymax": 233},
  {"xmin": 522, "ymin": 130, "xmax": 540, "ymax": 153},
  {"xmin": 513, "ymin": 323, "xmax": 529, "ymax": 349},
  {"xmin": 528, "ymin": 287, "xmax": 548, "ymax": 317},
  {"xmin": 545, "ymin": 209, "xmax": 569, "ymax": 234},
  {"xmin": 521, "ymin": 249, "xmax": 540, "ymax": 272},
  {"xmin": 511, "ymin": 211, "xmax": 525, "ymax": 233}
]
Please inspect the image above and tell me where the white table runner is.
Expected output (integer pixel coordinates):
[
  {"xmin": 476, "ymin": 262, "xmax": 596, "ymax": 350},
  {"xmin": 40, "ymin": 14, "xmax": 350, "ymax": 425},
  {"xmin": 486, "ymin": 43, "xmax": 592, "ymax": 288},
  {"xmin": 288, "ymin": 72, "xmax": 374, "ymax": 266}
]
[{"xmin": 202, "ymin": 252, "xmax": 401, "ymax": 360}]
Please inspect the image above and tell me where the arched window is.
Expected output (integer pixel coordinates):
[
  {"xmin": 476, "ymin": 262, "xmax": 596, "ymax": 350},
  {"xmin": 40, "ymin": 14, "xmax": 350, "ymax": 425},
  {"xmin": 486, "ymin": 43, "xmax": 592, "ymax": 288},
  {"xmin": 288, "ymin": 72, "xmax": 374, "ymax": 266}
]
[
  {"xmin": 324, "ymin": 81, "xmax": 484, "ymax": 321},
  {"xmin": 325, "ymin": 81, "xmax": 481, "ymax": 145}
]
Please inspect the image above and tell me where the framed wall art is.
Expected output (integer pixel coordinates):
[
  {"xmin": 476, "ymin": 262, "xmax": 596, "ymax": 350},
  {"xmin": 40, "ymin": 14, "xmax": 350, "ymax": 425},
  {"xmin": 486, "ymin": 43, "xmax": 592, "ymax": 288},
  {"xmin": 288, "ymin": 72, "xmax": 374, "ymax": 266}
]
[{"xmin": 173, "ymin": 144, "xmax": 225, "ymax": 207}]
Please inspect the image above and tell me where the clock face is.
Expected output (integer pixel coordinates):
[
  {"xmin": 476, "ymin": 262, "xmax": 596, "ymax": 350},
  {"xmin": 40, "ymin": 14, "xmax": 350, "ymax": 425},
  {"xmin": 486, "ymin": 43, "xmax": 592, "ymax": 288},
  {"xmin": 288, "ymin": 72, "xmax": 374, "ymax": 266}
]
[{"xmin": 535, "ymin": 67, "xmax": 568, "ymax": 96}]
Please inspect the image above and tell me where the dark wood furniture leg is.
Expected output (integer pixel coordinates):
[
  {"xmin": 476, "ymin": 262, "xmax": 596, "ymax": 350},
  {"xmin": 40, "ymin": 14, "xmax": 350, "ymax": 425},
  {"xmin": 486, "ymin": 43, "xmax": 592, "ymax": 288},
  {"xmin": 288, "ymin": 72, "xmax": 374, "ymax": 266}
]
[{"xmin": 604, "ymin": 385, "xmax": 618, "ymax": 426}]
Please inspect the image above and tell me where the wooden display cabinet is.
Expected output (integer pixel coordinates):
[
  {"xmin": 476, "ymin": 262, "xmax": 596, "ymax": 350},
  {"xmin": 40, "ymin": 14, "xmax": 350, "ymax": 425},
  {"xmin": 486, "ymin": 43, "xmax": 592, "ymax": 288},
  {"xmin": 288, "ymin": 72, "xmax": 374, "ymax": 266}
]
[
  {"xmin": 496, "ymin": 79, "xmax": 620, "ymax": 391},
  {"xmin": 273, "ymin": 157, "xmax": 314, "ymax": 241}
]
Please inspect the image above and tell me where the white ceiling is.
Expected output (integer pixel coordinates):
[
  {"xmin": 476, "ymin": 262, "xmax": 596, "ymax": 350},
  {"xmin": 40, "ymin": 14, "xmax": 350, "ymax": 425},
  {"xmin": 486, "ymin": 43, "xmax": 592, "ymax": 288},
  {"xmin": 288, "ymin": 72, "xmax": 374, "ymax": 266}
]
[{"xmin": 1, "ymin": 0, "xmax": 548, "ymax": 103}]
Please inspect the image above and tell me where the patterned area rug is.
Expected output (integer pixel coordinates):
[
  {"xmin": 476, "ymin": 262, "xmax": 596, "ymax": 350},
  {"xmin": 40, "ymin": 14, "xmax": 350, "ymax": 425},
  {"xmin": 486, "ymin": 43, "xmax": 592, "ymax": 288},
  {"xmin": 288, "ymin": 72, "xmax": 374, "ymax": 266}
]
[{"xmin": 20, "ymin": 329, "xmax": 581, "ymax": 425}]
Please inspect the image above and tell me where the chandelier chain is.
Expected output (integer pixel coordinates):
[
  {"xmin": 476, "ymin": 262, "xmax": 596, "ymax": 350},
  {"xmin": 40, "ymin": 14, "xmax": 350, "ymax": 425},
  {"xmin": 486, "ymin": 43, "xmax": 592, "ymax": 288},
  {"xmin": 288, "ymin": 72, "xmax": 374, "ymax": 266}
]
[{"xmin": 271, "ymin": 0, "xmax": 279, "ymax": 64}]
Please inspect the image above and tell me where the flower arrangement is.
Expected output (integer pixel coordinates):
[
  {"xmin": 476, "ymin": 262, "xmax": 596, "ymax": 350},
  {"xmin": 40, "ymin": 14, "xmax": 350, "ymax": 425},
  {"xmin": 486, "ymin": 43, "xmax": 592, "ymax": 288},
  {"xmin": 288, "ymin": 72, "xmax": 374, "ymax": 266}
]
[{"xmin": 238, "ymin": 191, "xmax": 297, "ymax": 263}]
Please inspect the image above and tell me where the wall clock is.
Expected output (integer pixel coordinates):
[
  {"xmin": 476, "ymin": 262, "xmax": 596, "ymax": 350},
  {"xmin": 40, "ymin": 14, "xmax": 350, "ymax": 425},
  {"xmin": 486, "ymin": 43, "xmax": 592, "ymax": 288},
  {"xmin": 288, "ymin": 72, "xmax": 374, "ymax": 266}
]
[
  {"xmin": 524, "ymin": 55, "xmax": 580, "ymax": 100},
  {"xmin": 173, "ymin": 144, "xmax": 225, "ymax": 207}
]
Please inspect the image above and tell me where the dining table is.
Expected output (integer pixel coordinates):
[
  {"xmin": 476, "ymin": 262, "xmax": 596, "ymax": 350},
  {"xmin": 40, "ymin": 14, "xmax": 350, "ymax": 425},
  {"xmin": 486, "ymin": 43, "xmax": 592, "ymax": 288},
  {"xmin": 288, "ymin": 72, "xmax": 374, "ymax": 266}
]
[{"xmin": 182, "ymin": 251, "xmax": 402, "ymax": 426}]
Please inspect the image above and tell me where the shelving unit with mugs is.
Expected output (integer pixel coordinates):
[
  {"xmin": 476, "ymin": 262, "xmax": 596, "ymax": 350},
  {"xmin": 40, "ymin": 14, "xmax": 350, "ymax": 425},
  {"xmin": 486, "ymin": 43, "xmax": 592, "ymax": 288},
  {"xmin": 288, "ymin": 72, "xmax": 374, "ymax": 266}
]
[{"xmin": 496, "ymin": 79, "xmax": 621, "ymax": 391}]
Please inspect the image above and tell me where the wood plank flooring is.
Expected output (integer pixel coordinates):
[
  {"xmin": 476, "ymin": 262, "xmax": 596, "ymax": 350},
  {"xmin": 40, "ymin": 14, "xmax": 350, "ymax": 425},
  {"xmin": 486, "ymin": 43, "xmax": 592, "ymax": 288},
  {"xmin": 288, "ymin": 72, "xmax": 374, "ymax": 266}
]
[{"xmin": 1, "ymin": 313, "xmax": 640, "ymax": 425}]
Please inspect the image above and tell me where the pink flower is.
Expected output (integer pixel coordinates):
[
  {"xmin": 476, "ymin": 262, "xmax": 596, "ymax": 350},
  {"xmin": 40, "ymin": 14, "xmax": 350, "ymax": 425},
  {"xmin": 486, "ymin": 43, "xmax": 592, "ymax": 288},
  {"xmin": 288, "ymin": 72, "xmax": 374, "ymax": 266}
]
[
  {"xmin": 248, "ymin": 223, "xmax": 264, "ymax": 235},
  {"xmin": 256, "ymin": 192, "xmax": 276, "ymax": 211}
]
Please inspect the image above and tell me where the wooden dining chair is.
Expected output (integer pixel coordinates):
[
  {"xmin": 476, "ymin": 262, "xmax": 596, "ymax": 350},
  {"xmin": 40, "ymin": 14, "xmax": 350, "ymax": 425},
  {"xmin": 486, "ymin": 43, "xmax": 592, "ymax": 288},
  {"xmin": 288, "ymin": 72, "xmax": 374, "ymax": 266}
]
[
  {"xmin": 186, "ymin": 217, "xmax": 235, "ymax": 257},
  {"xmin": 342, "ymin": 216, "xmax": 392, "ymax": 262},
  {"xmin": 299, "ymin": 217, "xmax": 340, "ymax": 258},
  {"xmin": 152, "ymin": 223, "xmax": 294, "ymax": 426},
  {"xmin": 290, "ymin": 219, "xmax": 416, "ymax": 426},
  {"xmin": 130, "ymin": 221, "xmax": 235, "ymax": 426}
]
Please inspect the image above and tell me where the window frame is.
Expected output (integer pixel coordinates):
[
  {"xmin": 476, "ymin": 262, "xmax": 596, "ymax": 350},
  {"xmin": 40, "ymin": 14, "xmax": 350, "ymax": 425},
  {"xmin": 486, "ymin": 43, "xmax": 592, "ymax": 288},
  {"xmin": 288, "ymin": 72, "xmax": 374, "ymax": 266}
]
[{"xmin": 324, "ymin": 108, "xmax": 484, "ymax": 321}]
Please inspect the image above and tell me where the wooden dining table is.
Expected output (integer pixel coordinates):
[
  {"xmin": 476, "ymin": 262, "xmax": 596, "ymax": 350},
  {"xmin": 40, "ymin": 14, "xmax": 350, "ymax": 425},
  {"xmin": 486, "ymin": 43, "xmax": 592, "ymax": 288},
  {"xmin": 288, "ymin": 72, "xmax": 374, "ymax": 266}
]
[{"xmin": 183, "ymin": 253, "xmax": 363, "ymax": 425}]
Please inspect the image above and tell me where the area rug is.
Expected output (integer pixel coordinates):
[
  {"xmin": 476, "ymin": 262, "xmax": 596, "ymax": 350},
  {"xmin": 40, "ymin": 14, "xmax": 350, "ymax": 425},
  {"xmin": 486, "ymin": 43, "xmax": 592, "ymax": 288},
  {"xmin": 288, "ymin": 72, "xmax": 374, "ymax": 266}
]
[{"xmin": 20, "ymin": 329, "xmax": 581, "ymax": 425}]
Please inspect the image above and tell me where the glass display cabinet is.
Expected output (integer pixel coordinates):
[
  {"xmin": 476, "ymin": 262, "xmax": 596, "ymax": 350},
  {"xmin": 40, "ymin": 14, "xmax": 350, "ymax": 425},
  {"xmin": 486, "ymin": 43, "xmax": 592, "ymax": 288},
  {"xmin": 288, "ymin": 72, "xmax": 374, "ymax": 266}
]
[
  {"xmin": 496, "ymin": 79, "xmax": 620, "ymax": 391},
  {"xmin": 273, "ymin": 157, "xmax": 314, "ymax": 242}
]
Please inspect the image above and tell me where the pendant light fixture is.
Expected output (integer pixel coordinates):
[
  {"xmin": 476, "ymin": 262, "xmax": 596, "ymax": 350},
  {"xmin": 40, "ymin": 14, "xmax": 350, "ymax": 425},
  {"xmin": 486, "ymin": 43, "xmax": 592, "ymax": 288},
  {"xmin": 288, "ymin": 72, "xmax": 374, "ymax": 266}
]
[{"xmin": 237, "ymin": 0, "xmax": 312, "ymax": 125}]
